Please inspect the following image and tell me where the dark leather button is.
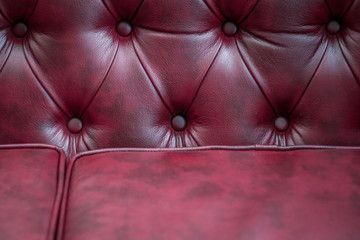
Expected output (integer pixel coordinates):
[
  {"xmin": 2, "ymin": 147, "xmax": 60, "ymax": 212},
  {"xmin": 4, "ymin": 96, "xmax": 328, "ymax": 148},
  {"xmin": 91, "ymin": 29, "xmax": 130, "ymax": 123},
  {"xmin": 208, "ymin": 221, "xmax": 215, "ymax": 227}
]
[
  {"xmin": 275, "ymin": 117, "xmax": 289, "ymax": 132},
  {"xmin": 67, "ymin": 118, "xmax": 83, "ymax": 133},
  {"xmin": 326, "ymin": 20, "xmax": 341, "ymax": 34},
  {"xmin": 171, "ymin": 115, "xmax": 187, "ymax": 131},
  {"xmin": 12, "ymin": 22, "xmax": 27, "ymax": 38},
  {"xmin": 222, "ymin": 22, "xmax": 238, "ymax": 36},
  {"xmin": 117, "ymin": 21, "xmax": 132, "ymax": 36}
]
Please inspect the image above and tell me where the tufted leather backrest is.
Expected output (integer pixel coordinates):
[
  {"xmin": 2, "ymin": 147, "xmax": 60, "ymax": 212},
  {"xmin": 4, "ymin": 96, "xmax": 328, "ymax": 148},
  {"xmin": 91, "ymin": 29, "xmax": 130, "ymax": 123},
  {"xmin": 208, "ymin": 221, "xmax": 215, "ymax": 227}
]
[{"xmin": 1, "ymin": 0, "xmax": 360, "ymax": 157}]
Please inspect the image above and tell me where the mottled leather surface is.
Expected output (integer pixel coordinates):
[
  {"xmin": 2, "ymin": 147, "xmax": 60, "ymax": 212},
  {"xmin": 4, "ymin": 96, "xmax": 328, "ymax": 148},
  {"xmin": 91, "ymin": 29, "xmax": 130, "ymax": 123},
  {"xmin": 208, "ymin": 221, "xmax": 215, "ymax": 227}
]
[
  {"xmin": 1, "ymin": 0, "xmax": 359, "ymax": 158},
  {"xmin": 0, "ymin": 144, "xmax": 65, "ymax": 240},
  {"xmin": 59, "ymin": 148, "xmax": 360, "ymax": 240}
]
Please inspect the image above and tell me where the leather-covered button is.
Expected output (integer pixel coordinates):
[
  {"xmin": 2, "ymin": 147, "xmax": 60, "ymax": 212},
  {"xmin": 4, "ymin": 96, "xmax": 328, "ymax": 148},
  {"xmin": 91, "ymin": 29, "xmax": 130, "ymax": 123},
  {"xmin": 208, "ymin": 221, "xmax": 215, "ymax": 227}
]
[
  {"xmin": 67, "ymin": 118, "xmax": 83, "ymax": 133},
  {"xmin": 171, "ymin": 115, "xmax": 187, "ymax": 131},
  {"xmin": 117, "ymin": 21, "xmax": 132, "ymax": 36},
  {"xmin": 222, "ymin": 22, "xmax": 238, "ymax": 36},
  {"xmin": 326, "ymin": 20, "xmax": 341, "ymax": 34},
  {"xmin": 274, "ymin": 117, "xmax": 289, "ymax": 132},
  {"xmin": 12, "ymin": 22, "xmax": 27, "ymax": 38}
]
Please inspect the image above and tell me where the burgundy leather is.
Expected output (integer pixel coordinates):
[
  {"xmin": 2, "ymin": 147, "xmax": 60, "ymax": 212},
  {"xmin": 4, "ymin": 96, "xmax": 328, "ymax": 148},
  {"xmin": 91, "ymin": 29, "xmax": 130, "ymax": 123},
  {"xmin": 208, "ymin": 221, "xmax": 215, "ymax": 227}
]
[
  {"xmin": 1, "ymin": 0, "xmax": 360, "ymax": 158},
  {"xmin": 0, "ymin": 144, "xmax": 65, "ymax": 240},
  {"xmin": 59, "ymin": 147, "xmax": 360, "ymax": 240}
]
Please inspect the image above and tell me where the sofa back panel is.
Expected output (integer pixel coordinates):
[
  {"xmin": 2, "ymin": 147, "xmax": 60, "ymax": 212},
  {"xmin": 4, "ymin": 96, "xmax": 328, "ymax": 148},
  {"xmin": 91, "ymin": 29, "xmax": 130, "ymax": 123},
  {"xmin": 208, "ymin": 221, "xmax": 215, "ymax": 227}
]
[{"xmin": 0, "ymin": 0, "xmax": 359, "ymax": 157}]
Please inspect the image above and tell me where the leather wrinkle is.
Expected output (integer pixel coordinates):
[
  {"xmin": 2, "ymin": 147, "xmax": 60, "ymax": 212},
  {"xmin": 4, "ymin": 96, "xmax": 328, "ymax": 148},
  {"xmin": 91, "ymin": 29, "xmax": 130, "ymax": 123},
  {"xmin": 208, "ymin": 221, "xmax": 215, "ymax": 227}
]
[
  {"xmin": 235, "ymin": 37, "xmax": 277, "ymax": 115},
  {"xmin": 80, "ymin": 41, "xmax": 120, "ymax": 118},
  {"xmin": 188, "ymin": 131, "xmax": 200, "ymax": 146},
  {"xmin": 130, "ymin": 35, "xmax": 174, "ymax": 116},
  {"xmin": 241, "ymin": 28, "xmax": 284, "ymax": 47},
  {"xmin": 23, "ymin": 40, "xmax": 70, "ymax": 118},
  {"xmin": 136, "ymin": 26, "xmax": 214, "ymax": 35},
  {"xmin": 185, "ymin": 39, "xmax": 223, "ymax": 115},
  {"xmin": 287, "ymin": 38, "xmax": 330, "ymax": 118},
  {"xmin": 337, "ymin": 36, "xmax": 360, "ymax": 88}
]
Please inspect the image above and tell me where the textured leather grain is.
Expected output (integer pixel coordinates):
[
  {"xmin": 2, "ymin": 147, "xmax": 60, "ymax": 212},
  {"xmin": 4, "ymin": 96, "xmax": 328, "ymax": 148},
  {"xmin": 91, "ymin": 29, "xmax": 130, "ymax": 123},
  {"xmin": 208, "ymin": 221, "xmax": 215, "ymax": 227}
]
[
  {"xmin": 1, "ymin": 0, "xmax": 359, "ymax": 158},
  {"xmin": 0, "ymin": 144, "xmax": 65, "ymax": 240},
  {"xmin": 59, "ymin": 147, "xmax": 360, "ymax": 240}
]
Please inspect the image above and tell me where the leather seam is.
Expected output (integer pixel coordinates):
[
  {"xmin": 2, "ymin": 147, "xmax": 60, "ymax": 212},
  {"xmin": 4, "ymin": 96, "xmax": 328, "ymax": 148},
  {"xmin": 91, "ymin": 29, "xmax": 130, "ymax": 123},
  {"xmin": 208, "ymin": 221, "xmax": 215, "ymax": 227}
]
[
  {"xmin": 337, "ymin": 35, "xmax": 360, "ymax": 89},
  {"xmin": 101, "ymin": 0, "xmax": 119, "ymax": 21},
  {"xmin": 131, "ymin": 35, "xmax": 174, "ymax": 116},
  {"xmin": 80, "ymin": 41, "xmax": 120, "ymax": 118},
  {"xmin": 288, "ymin": 37, "xmax": 329, "ymax": 117},
  {"xmin": 235, "ymin": 37, "xmax": 277, "ymax": 115},
  {"xmin": 130, "ymin": 0, "xmax": 145, "ymax": 21},
  {"xmin": 25, "ymin": 0, "xmax": 39, "ymax": 23},
  {"xmin": 0, "ymin": 41, "xmax": 13, "ymax": 73},
  {"xmin": 23, "ymin": 40, "xmax": 70, "ymax": 118},
  {"xmin": 202, "ymin": 0, "xmax": 223, "ymax": 22},
  {"xmin": 185, "ymin": 39, "xmax": 223, "ymax": 115}
]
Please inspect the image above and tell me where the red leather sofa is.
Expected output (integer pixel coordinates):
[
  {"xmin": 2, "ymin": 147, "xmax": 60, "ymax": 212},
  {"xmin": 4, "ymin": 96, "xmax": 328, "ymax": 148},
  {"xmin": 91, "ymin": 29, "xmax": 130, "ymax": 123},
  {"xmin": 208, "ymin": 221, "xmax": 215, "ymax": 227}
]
[{"xmin": 0, "ymin": 0, "xmax": 359, "ymax": 239}]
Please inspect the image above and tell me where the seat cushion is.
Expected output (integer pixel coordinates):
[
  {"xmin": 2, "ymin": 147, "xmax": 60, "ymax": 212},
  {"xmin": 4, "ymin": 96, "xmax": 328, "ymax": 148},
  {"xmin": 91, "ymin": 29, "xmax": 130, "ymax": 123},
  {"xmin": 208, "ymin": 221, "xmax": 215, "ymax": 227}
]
[
  {"xmin": 0, "ymin": 144, "xmax": 65, "ymax": 240},
  {"xmin": 59, "ymin": 146, "xmax": 360, "ymax": 240}
]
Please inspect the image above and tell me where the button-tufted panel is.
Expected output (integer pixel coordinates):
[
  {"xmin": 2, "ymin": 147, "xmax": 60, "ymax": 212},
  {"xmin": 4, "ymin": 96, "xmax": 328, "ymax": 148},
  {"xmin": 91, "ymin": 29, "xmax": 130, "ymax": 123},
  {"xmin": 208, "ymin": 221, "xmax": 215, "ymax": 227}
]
[{"xmin": 0, "ymin": 0, "xmax": 359, "ymax": 157}]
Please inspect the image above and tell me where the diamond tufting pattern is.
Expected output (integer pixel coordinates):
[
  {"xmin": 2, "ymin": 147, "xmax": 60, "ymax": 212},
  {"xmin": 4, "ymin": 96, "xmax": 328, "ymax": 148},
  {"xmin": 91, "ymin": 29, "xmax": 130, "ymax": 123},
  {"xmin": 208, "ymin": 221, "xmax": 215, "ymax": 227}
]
[{"xmin": 0, "ymin": 0, "xmax": 360, "ymax": 158}]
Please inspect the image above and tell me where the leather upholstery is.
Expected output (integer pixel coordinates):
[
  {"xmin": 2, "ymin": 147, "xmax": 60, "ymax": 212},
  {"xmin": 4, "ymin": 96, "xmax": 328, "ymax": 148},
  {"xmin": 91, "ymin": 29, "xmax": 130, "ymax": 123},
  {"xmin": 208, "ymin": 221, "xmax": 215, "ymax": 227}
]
[
  {"xmin": 59, "ymin": 147, "xmax": 360, "ymax": 240},
  {"xmin": 1, "ymin": 0, "xmax": 359, "ymax": 158},
  {"xmin": 0, "ymin": 144, "xmax": 65, "ymax": 240}
]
